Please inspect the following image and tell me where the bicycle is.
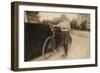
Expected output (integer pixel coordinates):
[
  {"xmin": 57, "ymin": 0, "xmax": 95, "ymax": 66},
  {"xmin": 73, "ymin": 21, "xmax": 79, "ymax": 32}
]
[{"xmin": 42, "ymin": 24, "xmax": 72, "ymax": 59}]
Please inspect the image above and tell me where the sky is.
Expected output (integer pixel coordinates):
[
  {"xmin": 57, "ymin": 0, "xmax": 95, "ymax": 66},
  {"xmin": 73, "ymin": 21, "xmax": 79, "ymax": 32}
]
[{"xmin": 38, "ymin": 12, "xmax": 79, "ymax": 22}]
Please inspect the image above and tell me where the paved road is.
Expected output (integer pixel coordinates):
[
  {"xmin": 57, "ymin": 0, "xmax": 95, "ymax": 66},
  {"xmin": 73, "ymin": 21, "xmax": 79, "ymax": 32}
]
[{"xmin": 31, "ymin": 30, "xmax": 90, "ymax": 61}]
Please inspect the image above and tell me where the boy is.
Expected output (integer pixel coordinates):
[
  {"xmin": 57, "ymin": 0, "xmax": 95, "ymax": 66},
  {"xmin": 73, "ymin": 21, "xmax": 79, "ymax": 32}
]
[{"xmin": 56, "ymin": 15, "xmax": 71, "ymax": 57}]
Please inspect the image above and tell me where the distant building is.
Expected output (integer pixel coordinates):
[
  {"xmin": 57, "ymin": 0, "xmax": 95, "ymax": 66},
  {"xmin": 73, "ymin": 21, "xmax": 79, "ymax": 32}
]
[{"xmin": 24, "ymin": 11, "xmax": 40, "ymax": 23}]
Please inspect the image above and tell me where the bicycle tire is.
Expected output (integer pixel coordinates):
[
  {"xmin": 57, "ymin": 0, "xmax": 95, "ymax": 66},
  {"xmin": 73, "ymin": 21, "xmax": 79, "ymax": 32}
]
[
  {"xmin": 68, "ymin": 35, "xmax": 72, "ymax": 49},
  {"xmin": 42, "ymin": 36, "xmax": 53, "ymax": 59}
]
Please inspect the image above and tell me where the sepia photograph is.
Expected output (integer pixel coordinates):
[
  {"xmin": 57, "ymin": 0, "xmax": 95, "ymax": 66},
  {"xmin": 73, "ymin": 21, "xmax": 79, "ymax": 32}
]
[
  {"xmin": 11, "ymin": 1, "xmax": 97, "ymax": 71},
  {"xmin": 24, "ymin": 11, "xmax": 90, "ymax": 61}
]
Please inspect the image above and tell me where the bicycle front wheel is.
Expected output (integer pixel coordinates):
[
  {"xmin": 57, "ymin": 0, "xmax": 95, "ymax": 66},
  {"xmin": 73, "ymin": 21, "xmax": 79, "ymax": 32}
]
[{"xmin": 42, "ymin": 36, "xmax": 54, "ymax": 59}]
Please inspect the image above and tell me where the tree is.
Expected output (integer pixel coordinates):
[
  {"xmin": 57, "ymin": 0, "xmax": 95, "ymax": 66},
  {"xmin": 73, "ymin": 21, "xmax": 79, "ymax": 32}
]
[
  {"xmin": 80, "ymin": 20, "xmax": 87, "ymax": 30},
  {"xmin": 70, "ymin": 19, "xmax": 77, "ymax": 29}
]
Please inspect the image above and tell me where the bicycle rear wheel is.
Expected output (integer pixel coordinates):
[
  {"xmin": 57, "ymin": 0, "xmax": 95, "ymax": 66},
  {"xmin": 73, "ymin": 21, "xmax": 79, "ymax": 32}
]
[{"xmin": 68, "ymin": 35, "xmax": 72, "ymax": 49}]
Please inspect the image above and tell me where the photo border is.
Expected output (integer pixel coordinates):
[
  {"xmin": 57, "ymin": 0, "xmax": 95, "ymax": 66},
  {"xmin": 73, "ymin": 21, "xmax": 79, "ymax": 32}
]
[{"xmin": 11, "ymin": 1, "xmax": 98, "ymax": 71}]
